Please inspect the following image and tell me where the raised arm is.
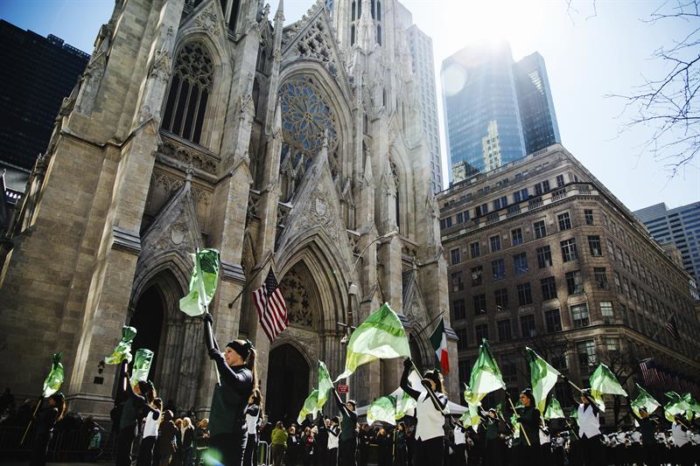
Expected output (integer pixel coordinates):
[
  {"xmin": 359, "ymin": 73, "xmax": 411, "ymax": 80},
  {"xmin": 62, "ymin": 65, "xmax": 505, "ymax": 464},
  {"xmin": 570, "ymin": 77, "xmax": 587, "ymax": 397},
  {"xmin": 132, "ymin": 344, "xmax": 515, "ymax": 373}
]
[
  {"xmin": 399, "ymin": 359, "xmax": 421, "ymax": 401},
  {"xmin": 204, "ymin": 313, "xmax": 253, "ymax": 395},
  {"xmin": 333, "ymin": 388, "xmax": 350, "ymax": 418}
]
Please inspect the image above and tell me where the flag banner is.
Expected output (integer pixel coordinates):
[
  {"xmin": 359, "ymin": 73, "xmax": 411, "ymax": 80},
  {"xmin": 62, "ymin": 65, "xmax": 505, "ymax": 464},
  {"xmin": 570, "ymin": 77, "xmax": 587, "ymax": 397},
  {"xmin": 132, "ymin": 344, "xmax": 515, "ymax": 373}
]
[
  {"xmin": 526, "ymin": 347, "xmax": 561, "ymax": 413},
  {"xmin": 459, "ymin": 403, "xmax": 482, "ymax": 431},
  {"xmin": 297, "ymin": 389, "xmax": 320, "ymax": 424},
  {"xmin": 665, "ymin": 315, "xmax": 680, "ymax": 339},
  {"xmin": 682, "ymin": 393, "xmax": 700, "ymax": 421},
  {"xmin": 105, "ymin": 326, "xmax": 137, "ymax": 365},
  {"xmin": 589, "ymin": 363, "xmax": 627, "ymax": 411},
  {"xmin": 253, "ymin": 269, "xmax": 288, "ymax": 342},
  {"xmin": 663, "ymin": 391, "xmax": 691, "ymax": 422},
  {"xmin": 429, "ymin": 317, "xmax": 449, "ymax": 375},
  {"xmin": 129, "ymin": 348, "xmax": 154, "ymax": 387},
  {"xmin": 367, "ymin": 396, "xmax": 397, "ymax": 425},
  {"xmin": 464, "ymin": 339, "xmax": 506, "ymax": 405},
  {"xmin": 395, "ymin": 391, "xmax": 417, "ymax": 420},
  {"xmin": 316, "ymin": 361, "xmax": 333, "ymax": 410},
  {"xmin": 631, "ymin": 384, "xmax": 660, "ymax": 418},
  {"xmin": 334, "ymin": 303, "xmax": 410, "ymax": 382},
  {"xmin": 179, "ymin": 249, "xmax": 220, "ymax": 317},
  {"xmin": 42, "ymin": 353, "xmax": 64, "ymax": 398},
  {"xmin": 544, "ymin": 397, "xmax": 565, "ymax": 420}
]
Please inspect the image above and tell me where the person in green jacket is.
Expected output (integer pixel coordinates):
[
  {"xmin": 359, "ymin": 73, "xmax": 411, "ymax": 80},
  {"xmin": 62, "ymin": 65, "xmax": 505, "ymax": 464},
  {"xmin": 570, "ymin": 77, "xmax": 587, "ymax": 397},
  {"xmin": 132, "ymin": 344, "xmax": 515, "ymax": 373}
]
[{"xmin": 270, "ymin": 421, "xmax": 288, "ymax": 466}]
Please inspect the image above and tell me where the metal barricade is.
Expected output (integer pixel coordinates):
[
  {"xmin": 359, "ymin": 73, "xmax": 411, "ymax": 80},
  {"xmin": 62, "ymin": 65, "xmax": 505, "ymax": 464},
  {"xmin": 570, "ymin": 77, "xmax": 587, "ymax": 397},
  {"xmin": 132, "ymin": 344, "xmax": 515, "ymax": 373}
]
[{"xmin": 257, "ymin": 440, "xmax": 270, "ymax": 465}]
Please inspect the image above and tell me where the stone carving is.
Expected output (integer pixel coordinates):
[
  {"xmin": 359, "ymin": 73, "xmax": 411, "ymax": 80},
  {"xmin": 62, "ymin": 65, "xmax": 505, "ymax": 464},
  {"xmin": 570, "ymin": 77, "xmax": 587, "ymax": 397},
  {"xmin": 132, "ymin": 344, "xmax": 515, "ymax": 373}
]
[
  {"xmin": 194, "ymin": 4, "xmax": 218, "ymax": 34},
  {"xmin": 75, "ymin": 52, "xmax": 106, "ymax": 114},
  {"xmin": 280, "ymin": 268, "xmax": 314, "ymax": 328},
  {"xmin": 159, "ymin": 136, "xmax": 218, "ymax": 174}
]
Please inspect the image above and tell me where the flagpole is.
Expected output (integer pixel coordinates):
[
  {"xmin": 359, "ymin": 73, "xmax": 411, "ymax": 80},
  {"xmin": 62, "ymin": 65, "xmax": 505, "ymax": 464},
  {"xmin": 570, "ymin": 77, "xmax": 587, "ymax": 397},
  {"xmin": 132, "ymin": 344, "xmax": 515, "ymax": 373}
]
[
  {"xmin": 226, "ymin": 253, "xmax": 274, "ymax": 309},
  {"xmin": 507, "ymin": 397, "xmax": 532, "ymax": 446},
  {"xmin": 19, "ymin": 395, "xmax": 43, "ymax": 446},
  {"xmin": 196, "ymin": 252, "xmax": 222, "ymax": 386},
  {"xmin": 409, "ymin": 360, "xmax": 448, "ymax": 416}
]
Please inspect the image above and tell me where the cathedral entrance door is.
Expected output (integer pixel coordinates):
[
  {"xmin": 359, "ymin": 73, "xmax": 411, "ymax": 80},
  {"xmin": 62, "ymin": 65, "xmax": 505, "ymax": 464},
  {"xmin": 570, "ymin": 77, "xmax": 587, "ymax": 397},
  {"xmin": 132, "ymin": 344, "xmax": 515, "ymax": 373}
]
[
  {"xmin": 129, "ymin": 286, "xmax": 165, "ymax": 387},
  {"xmin": 265, "ymin": 344, "xmax": 310, "ymax": 424}
]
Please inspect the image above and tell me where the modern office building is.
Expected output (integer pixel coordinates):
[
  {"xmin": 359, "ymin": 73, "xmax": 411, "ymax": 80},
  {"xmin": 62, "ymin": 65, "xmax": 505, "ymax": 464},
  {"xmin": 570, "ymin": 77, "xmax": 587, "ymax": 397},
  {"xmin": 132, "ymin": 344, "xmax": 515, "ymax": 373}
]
[
  {"xmin": 441, "ymin": 42, "xmax": 561, "ymax": 183},
  {"xmin": 0, "ymin": 20, "xmax": 89, "ymax": 172},
  {"xmin": 407, "ymin": 24, "xmax": 443, "ymax": 193},
  {"xmin": 438, "ymin": 145, "xmax": 700, "ymax": 412},
  {"xmin": 634, "ymin": 202, "xmax": 700, "ymax": 287}
]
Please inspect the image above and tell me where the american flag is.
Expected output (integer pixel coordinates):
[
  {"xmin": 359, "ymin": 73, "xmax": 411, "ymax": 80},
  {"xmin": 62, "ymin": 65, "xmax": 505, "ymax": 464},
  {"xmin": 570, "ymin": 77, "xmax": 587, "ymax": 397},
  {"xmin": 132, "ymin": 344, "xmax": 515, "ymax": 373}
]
[
  {"xmin": 253, "ymin": 269, "xmax": 288, "ymax": 341},
  {"xmin": 639, "ymin": 359, "xmax": 652, "ymax": 386},
  {"xmin": 665, "ymin": 315, "xmax": 680, "ymax": 339}
]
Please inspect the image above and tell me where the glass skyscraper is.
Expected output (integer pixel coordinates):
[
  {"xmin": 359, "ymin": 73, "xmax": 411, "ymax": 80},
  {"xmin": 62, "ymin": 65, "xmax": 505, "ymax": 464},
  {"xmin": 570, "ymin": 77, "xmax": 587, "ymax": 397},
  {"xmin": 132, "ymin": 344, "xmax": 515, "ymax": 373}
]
[{"xmin": 441, "ymin": 42, "xmax": 560, "ymax": 182}]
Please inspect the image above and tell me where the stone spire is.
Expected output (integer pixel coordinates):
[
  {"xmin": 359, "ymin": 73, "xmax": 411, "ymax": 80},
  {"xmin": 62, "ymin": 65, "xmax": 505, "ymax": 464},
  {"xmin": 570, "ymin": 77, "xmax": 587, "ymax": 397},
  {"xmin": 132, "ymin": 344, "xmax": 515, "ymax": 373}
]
[{"xmin": 274, "ymin": 0, "xmax": 285, "ymax": 23}]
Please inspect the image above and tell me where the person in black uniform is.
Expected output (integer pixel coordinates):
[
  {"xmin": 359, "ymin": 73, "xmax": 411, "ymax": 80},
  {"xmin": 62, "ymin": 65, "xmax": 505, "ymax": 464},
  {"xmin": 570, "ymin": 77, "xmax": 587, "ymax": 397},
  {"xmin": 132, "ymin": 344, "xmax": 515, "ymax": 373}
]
[
  {"xmin": 29, "ymin": 392, "xmax": 66, "ymax": 466},
  {"xmin": 332, "ymin": 387, "xmax": 358, "ymax": 466},
  {"xmin": 628, "ymin": 403, "xmax": 659, "ymax": 466},
  {"xmin": 115, "ymin": 366, "xmax": 156, "ymax": 466},
  {"xmin": 400, "ymin": 358, "xmax": 448, "ymax": 466},
  {"xmin": 514, "ymin": 388, "xmax": 541, "ymax": 466},
  {"xmin": 203, "ymin": 312, "xmax": 257, "ymax": 466},
  {"xmin": 243, "ymin": 389, "xmax": 262, "ymax": 466}
]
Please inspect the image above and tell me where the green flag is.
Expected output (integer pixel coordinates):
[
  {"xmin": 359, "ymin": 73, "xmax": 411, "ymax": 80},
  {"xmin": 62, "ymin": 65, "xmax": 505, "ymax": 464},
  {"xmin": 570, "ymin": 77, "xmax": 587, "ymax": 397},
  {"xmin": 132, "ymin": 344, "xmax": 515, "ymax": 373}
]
[
  {"xmin": 334, "ymin": 303, "xmax": 410, "ymax": 382},
  {"xmin": 630, "ymin": 384, "xmax": 660, "ymax": 418},
  {"xmin": 395, "ymin": 392, "xmax": 417, "ymax": 420},
  {"xmin": 105, "ymin": 326, "xmax": 137, "ymax": 365},
  {"xmin": 317, "ymin": 361, "xmax": 333, "ymax": 410},
  {"xmin": 367, "ymin": 396, "xmax": 397, "ymax": 425},
  {"xmin": 589, "ymin": 363, "xmax": 627, "ymax": 411},
  {"xmin": 664, "ymin": 391, "xmax": 690, "ymax": 422},
  {"xmin": 682, "ymin": 393, "xmax": 700, "ymax": 421},
  {"xmin": 544, "ymin": 397, "xmax": 565, "ymax": 420},
  {"xmin": 179, "ymin": 249, "xmax": 221, "ymax": 317},
  {"xmin": 526, "ymin": 347, "xmax": 561, "ymax": 413},
  {"xmin": 460, "ymin": 403, "xmax": 482, "ymax": 431},
  {"xmin": 297, "ymin": 389, "xmax": 320, "ymax": 424},
  {"xmin": 129, "ymin": 348, "xmax": 154, "ymax": 387},
  {"xmin": 464, "ymin": 339, "xmax": 506, "ymax": 405},
  {"xmin": 42, "ymin": 353, "xmax": 64, "ymax": 398}
]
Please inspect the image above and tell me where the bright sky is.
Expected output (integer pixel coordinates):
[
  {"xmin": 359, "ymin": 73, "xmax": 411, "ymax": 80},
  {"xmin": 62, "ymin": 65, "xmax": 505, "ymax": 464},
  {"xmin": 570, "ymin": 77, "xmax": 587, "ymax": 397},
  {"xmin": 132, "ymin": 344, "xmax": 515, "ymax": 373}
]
[{"xmin": 1, "ymin": 0, "xmax": 698, "ymax": 211}]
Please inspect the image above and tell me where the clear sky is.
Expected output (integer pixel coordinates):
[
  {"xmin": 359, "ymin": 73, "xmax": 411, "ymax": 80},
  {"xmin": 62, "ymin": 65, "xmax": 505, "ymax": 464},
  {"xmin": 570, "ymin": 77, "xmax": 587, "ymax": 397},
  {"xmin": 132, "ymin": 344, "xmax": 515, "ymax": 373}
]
[{"xmin": 1, "ymin": 0, "xmax": 698, "ymax": 212}]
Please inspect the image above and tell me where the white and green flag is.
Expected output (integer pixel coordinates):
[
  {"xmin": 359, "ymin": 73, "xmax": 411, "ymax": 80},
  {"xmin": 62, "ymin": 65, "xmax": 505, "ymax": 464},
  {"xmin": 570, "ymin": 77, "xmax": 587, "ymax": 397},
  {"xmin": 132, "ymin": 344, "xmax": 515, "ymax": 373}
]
[
  {"xmin": 526, "ymin": 347, "xmax": 561, "ymax": 413},
  {"xmin": 589, "ymin": 363, "xmax": 627, "ymax": 412},
  {"xmin": 367, "ymin": 396, "xmax": 397, "ymax": 425},
  {"xmin": 544, "ymin": 397, "xmax": 565, "ymax": 420},
  {"xmin": 105, "ymin": 326, "xmax": 137, "ymax": 365},
  {"xmin": 42, "ymin": 353, "xmax": 64, "ymax": 398},
  {"xmin": 631, "ymin": 384, "xmax": 660, "ymax": 418},
  {"xmin": 334, "ymin": 303, "xmax": 410, "ymax": 382},
  {"xmin": 316, "ymin": 361, "xmax": 333, "ymax": 410},
  {"xmin": 129, "ymin": 348, "xmax": 154, "ymax": 387},
  {"xmin": 297, "ymin": 389, "xmax": 320, "ymax": 424},
  {"xmin": 395, "ymin": 391, "xmax": 417, "ymax": 420},
  {"xmin": 464, "ymin": 339, "xmax": 506, "ymax": 405},
  {"xmin": 179, "ymin": 249, "xmax": 220, "ymax": 317}
]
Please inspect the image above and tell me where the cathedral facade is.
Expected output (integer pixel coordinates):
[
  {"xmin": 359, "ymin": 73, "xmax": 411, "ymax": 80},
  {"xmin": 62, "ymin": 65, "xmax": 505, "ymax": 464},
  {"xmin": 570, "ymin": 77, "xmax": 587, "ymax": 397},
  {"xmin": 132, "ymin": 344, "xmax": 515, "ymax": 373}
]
[{"xmin": 0, "ymin": 0, "xmax": 457, "ymax": 421}]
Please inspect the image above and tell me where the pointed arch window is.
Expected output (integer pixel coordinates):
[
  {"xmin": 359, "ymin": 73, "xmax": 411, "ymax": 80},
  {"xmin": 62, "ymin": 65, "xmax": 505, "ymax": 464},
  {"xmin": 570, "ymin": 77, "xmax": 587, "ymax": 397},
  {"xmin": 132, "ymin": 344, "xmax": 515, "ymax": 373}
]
[
  {"xmin": 162, "ymin": 42, "xmax": 214, "ymax": 145},
  {"xmin": 227, "ymin": 0, "xmax": 241, "ymax": 33}
]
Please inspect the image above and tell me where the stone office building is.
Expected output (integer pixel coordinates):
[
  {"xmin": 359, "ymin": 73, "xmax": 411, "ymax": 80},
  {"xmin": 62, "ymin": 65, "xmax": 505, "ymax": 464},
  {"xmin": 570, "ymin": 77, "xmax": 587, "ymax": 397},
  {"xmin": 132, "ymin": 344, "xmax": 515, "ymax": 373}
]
[
  {"xmin": 0, "ymin": 0, "xmax": 456, "ymax": 422},
  {"xmin": 438, "ymin": 145, "xmax": 700, "ymax": 409}
]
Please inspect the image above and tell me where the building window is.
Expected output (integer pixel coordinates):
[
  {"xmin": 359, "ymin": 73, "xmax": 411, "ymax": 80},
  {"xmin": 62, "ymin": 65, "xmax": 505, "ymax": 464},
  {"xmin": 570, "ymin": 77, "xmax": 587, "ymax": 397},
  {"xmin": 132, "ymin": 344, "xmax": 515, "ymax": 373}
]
[
  {"xmin": 513, "ymin": 252, "xmax": 528, "ymax": 275},
  {"xmin": 561, "ymin": 238, "xmax": 578, "ymax": 262},
  {"xmin": 534, "ymin": 220, "xmax": 547, "ymax": 239},
  {"xmin": 577, "ymin": 340, "xmax": 597, "ymax": 375},
  {"xmin": 565, "ymin": 270, "xmax": 583, "ymax": 294},
  {"xmin": 458, "ymin": 359, "xmax": 470, "ymax": 383},
  {"xmin": 594, "ymin": 267, "xmax": 608, "ymax": 289},
  {"xmin": 471, "ymin": 266, "xmax": 483, "ymax": 286},
  {"xmin": 452, "ymin": 299, "xmax": 466, "ymax": 320},
  {"xmin": 588, "ymin": 236, "xmax": 602, "ymax": 256},
  {"xmin": 493, "ymin": 196, "xmax": 508, "ymax": 210},
  {"xmin": 476, "ymin": 203, "xmax": 489, "ymax": 217},
  {"xmin": 536, "ymin": 245, "xmax": 553, "ymax": 268},
  {"xmin": 473, "ymin": 294, "xmax": 487, "ymax": 314},
  {"xmin": 470, "ymin": 242, "xmax": 481, "ymax": 258},
  {"xmin": 517, "ymin": 282, "xmax": 533, "ymax": 305},
  {"xmin": 514, "ymin": 188, "xmax": 529, "ymax": 203},
  {"xmin": 511, "ymin": 228, "xmax": 523, "ymax": 245},
  {"xmin": 557, "ymin": 212, "xmax": 572, "ymax": 231},
  {"xmin": 490, "ymin": 235, "xmax": 501, "ymax": 252},
  {"xmin": 450, "ymin": 248, "xmax": 461, "ymax": 265},
  {"xmin": 456, "ymin": 212, "xmax": 464, "ymax": 224},
  {"xmin": 614, "ymin": 271, "xmax": 622, "ymax": 293},
  {"xmin": 498, "ymin": 319, "xmax": 512, "ymax": 342},
  {"xmin": 607, "ymin": 239, "xmax": 615, "ymax": 257},
  {"xmin": 162, "ymin": 42, "xmax": 215, "ymax": 145},
  {"xmin": 605, "ymin": 337, "xmax": 619, "ymax": 354},
  {"xmin": 545, "ymin": 309, "xmax": 562, "ymax": 333},
  {"xmin": 534, "ymin": 180, "xmax": 551, "ymax": 195},
  {"xmin": 475, "ymin": 324, "xmax": 489, "ymax": 343},
  {"xmin": 600, "ymin": 301, "xmax": 614, "ymax": 322},
  {"xmin": 556, "ymin": 174, "xmax": 565, "ymax": 187},
  {"xmin": 571, "ymin": 304, "xmax": 590, "ymax": 328},
  {"xmin": 456, "ymin": 328, "xmax": 468, "ymax": 350},
  {"xmin": 501, "ymin": 359, "xmax": 518, "ymax": 384},
  {"xmin": 494, "ymin": 288, "xmax": 509, "ymax": 310},
  {"xmin": 541, "ymin": 277, "xmax": 557, "ymax": 300},
  {"xmin": 451, "ymin": 271, "xmax": 464, "ymax": 291},
  {"xmin": 520, "ymin": 314, "xmax": 536, "ymax": 338},
  {"xmin": 622, "ymin": 278, "xmax": 630, "ymax": 296},
  {"xmin": 492, "ymin": 259, "xmax": 506, "ymax": 280},
  {"xmin": 584, "ymin": 209, "xmax": 594, "ymax": 225}
]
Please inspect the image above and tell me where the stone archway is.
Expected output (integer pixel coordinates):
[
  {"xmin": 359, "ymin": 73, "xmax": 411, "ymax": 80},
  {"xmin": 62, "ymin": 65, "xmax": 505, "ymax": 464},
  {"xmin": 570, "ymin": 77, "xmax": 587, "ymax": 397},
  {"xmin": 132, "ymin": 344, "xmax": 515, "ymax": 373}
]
[
  {"xmin": 129, "ymin": 285, "xmax": 166, "ymax": 384},
  {"xmin": 265, "ymin": 344, "xmax": 310, "ymax": 424}
]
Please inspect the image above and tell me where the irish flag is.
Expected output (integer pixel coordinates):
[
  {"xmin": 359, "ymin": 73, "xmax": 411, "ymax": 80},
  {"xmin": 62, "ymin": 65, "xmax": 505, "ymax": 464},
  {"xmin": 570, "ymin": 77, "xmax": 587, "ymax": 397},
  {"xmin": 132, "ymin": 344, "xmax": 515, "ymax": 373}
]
[{"xmin": 430, "ymin": 317, "xmax": 450, "ymax": 375}]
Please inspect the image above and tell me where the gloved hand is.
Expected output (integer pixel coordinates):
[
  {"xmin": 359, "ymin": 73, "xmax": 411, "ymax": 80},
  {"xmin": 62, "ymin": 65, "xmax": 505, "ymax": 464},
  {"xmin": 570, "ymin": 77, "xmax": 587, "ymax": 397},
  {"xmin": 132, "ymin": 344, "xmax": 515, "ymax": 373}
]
[
  {"xmin": 403, "ymin": 358, "xmax": 413, "ymax": 371},
  {"xmin": 208, "ymin": 347, "xmax": 221, "ymax": 360},
  {"xmin": 203, "ymin": 312, "xmax": 214, "ymax": 324}
]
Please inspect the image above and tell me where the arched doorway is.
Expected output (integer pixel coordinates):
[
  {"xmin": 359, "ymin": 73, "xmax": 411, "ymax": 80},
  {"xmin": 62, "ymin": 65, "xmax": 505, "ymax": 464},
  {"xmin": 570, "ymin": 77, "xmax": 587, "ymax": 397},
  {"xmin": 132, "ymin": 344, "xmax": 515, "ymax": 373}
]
[
  {"xmin": 129, "ymin": 285, "xmax": 165, "ymax": 384},
  {"xmin": 266, "ymin": 344, "xmax": 310, "ymax": 424}
]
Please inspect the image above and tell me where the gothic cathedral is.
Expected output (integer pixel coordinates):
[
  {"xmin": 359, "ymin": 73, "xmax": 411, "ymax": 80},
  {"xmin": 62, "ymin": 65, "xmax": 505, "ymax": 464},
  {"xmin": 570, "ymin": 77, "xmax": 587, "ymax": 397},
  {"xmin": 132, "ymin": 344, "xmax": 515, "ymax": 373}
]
[{"xmin": 0, "ymin": 0, "xmax": 457, "ymax": 421}]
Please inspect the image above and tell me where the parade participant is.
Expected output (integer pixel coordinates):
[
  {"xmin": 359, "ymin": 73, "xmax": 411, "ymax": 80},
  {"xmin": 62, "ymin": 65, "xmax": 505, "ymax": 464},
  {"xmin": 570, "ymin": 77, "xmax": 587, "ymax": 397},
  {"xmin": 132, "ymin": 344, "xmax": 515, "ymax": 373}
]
[
  {"xmin": 670, "ymin": 414, "xmax": 692, "ymax": 466},
  {"xmin": 400, "ymin": 358, "xmax": 448, "ymax": 466},
  {"xmin": 157, "ymin": 410, "xmax": 178, "ymax": 466},
  {"xmin": 452, "ymin": 419, "xmax": 467, "ymax": 466},
  {"xmin": 482, "ymin": 408, "xmax": 505, "ymax": 466},
  {"xmin": 243, "ymin": 389, "xmax": 262, "ymax": 466},
  {"xmin": 628, "ymin": 404, "xmax": 658, "ymax": 466},
  {"xmin": 270, "ymin": 421, "xmax": 287, "ymax": 466},
  {"xmin": 332, "ymin": 387, "xmax": 358, "ymax": 466},
  {"xmin": 575, "ymin": 388, "xmax": 603, "ymax": 466},
  {"xmin": 115, "ymin": 372, "xmax": 157, "ymax": 466},
  {"xmin": 136, "ymin": 397, "xmax": 162, "ymax": 466},
  {"xmin": 315, "ymin": 416, "xmax": 330, "ymax": 466},
  {"xmin": 203, "ymin": 312, "xmax": 257, "ymax": 466},
  {"xmin": 514, "ymin": 389, "xmax": 541, "ymax": 465},
  {"xmin": 327, "ymin": 417, "xmax": 340, "ymax": 466},
  {"xmin": 29, "ymin": 392, "xmax": 66, "ymax": 466}
]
